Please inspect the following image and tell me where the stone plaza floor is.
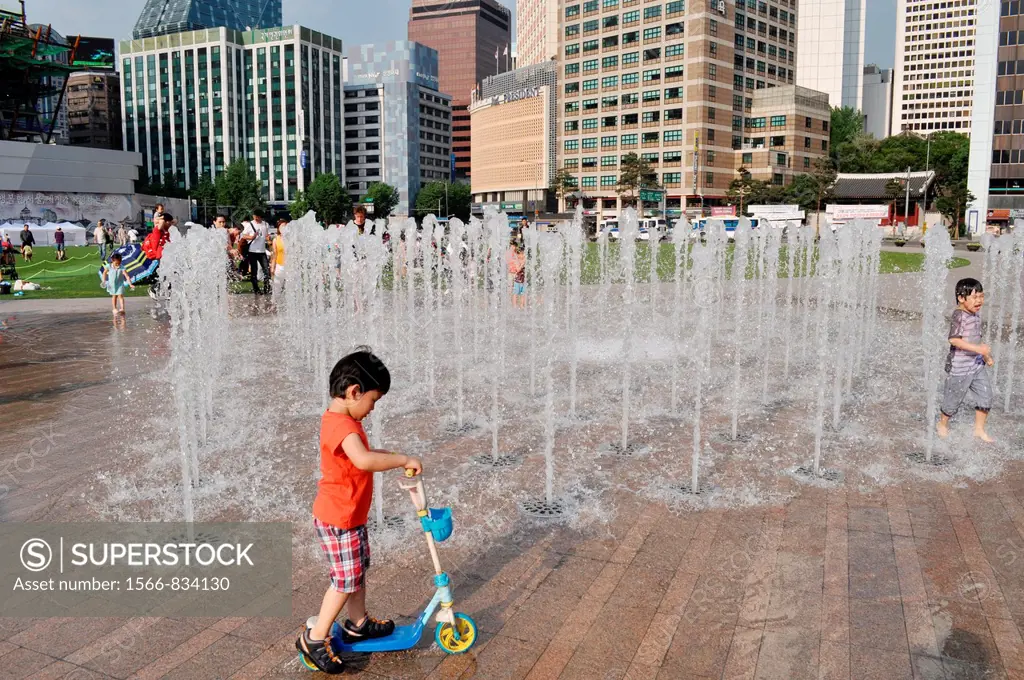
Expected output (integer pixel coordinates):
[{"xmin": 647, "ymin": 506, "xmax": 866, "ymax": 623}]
[{"xmin": 3, "ymin": 257, "xmax": 1024, "ymax": 679}]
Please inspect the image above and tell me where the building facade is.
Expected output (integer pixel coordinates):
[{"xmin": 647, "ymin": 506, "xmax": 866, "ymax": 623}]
[
  {"xmin": 408, "ymin": 0, "xmax": 512, "ymax": 179},
  {"xmin": 470, "ymin": 62, "xmax": 558, "ymax": 217},
  {"xmin": 734, "ymin": 85, "xmax": 830, "ymax": 185},
  {"xmin": 862, "ymin": 64, "xmax": 893, "ymax": 139},
  {"xmin": 343, "ymin": 42, "xmax": 452, "ymax": 218},
  {"xmin": 517, "ymin": 0, "xmax": 560, "ymax": 68},
  {"xmin": 66, "ymin": 71, "xmax": 122, "ymax": 150},
  {"xmin": 891, "ymin": 0, "xmax": 981, "ymax": 135},
  {"xmin": 795, "ymin": 0, "xmax": 865, "ymax": 109},
  {"xmin": 133, "ymin": 0, "xmax": 282, "ymax": 39},
  {"xmin": 558, "ymin": 0, "xmax": 802, "ymax": 219},
  {"xmin": 965, "ymin": 0, "xmax": 1023, "ymax": 218},
  {"xmin": 120, "ymin": 25, "xmax": 344, "ymax": 208}
]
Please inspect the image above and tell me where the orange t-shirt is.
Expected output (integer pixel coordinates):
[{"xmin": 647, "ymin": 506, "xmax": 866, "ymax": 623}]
[{"xmin": 312, "ymin": 411, "xmax": 373, "ymax": 529}]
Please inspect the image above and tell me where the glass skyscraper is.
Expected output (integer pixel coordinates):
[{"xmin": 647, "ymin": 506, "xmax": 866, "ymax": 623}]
[
  {"xmin": 133, "ymin": 0, "xmax": 283, "ymax": 40},
  {"xmin": 120, "ymin": 25, "xmax": 344, "ymax": 207}
]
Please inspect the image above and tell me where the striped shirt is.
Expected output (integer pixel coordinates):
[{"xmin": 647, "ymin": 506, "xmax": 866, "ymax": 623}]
[{"xmin": 945, "ymin": 309, "xmax": 984, "ymax": 376}]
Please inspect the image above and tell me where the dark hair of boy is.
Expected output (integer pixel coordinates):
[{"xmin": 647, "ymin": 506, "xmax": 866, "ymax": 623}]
[
  {"xmin": 329, "ymin": 347, "xmax": 391, "ymax": 398},
  {"xmin": 253, "ymin": 208, "xmax": 266, "ymax": 219},
  {"xmin": 158, "ymin": 212, "xmax": 174, "ymax": 223},
  {"xmin": 955, "ymin": 278, "xmax": 984, "ymax": 302},
  {"xmin": 111, "ymin": 253, "xmax": 122, "ymax": 264},
  {"xmin": 353, "ymin": 205, "xmax": 367, "ymax": 217}
]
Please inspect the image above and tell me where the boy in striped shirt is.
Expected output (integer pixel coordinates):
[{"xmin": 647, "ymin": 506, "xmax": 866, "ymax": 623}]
[{"xmin": 937, "ymin": 278, "xmax": 995, "ymax": 442}]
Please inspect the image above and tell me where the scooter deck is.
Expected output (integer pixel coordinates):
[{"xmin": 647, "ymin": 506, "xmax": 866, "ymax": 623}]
[{"xmin": 328, "ymin": 620, "xmax": 427, "ymax": 653}]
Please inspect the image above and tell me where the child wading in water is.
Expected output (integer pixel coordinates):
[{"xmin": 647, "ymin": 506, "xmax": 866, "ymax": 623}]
[
  {"xmin": 297, "ymin": 348, "xmax": 422, "ymax": 674},
  {"xmin": 507, "ymin": 241, "xmax": 526, "ymax": 309},
  {"xmin": 101, "ymin": 253, "xmax": 134, "ymax": 314},
  {"xmin": 937, "ymin": 278, "xmax": 995, "ymax": 442}
]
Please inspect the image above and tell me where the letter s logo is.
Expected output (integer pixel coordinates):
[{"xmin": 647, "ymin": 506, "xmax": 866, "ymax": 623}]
[{"xmin": 20, "ymin": 538, "xmax": 52, "ymax": 572}]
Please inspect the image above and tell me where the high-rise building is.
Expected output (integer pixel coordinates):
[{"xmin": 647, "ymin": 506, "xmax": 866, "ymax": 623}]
[
  {"xmin": 891, "ymin": 0, "xmax": 980, "ymax": 135},
  {"xmin": 558, "ymin": 0, "xmax": 803, "ymax": 219},
  {"xmin": 470, "ymin": 61, "xmax": 558, "ymax": 217},
  {"xmin": 408, "ymin": 0, "xmax": 512, "ymax": 179},
  {"xmin": 862, "ymin": 64, "xmax": 893, "ymax": 139},
  {"xmin": 121, "ymin": 25, "xmax": 344, "ymax": 207},
  {"xmin": 735, "ymin": 85, "xmax": 831, "ymax": 186},
  {"xmin": 343, "ymin": 42, "xmax": 452, "ymax": 218},
  {"xmin": 517, "ymin": 0, "xmax": 559, "ymax": 68},
  {"xmin": 66, "ymin": 71, "xmax": 123, "ymax": 150},
  {"xmin": 795, "ymin": 0, "xmax": 866, "ymax": 109},
  {"xmin": 966, "ymin": 0, "xmax": 1016, "ymax": 221},
  {"xmin": 133, "ymin": 0, "xmax": 283, "ymax": 40}
]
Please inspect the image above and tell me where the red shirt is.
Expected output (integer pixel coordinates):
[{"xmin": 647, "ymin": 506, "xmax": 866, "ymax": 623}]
[
  {"xmin": 142, "ymin": 227, "xmax": 170, "ymax": 260},
  {"xmin": 312, "ymin": 412, "xmax": 373, "ymax": 529}
]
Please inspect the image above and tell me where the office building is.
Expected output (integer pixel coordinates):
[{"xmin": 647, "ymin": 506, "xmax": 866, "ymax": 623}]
[
  {"xmin": 120, "ymin": 25, "xmax": 344, "ymax": 207},
  {"xmin": 862, "ymin": 65, "xmax": 893, "ymax": 139},
  {"xmin": 66, "ymin": 72, "xmax": 123, "ymax": 150},
  {"xmin": 967, "ymin": 0, "xmax": 1018, "ymax": 219},
  {"xmin": 735, "ymin": 85, "xmax": 831, "ymax": 186},
  {"xmin": 558, "ymin": 0, "xmax": 801, "ymax": 218},
  {"xmin": 795, "ymin": 0, "xmax": 866, "ymax": 109},
  {"xmin": 133, "ymin": 0, "xmax": 282, "ymax": 39},
  {"xmin": 517, "ymin": 0, "xmax": 559, "ymax": 68},
  {"xmin": 343, "ymin": 42, "xmax": 452, "ymax": 218},
  {"xmin": 408, "ymin": 0, "xmax": 512, "ymax": 179},
  {"xmin": 891, "ymin": 0, "xmax": 981, "ymax": 135},
  {"xmin": 470, "ymin": 61, "xmax": 558, "ymax": 217}
]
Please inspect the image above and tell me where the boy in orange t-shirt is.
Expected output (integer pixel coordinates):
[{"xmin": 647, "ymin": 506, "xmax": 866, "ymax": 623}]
[{"xmin": 296, "ymin": 347, "xmax": 422, "ymax": 674}]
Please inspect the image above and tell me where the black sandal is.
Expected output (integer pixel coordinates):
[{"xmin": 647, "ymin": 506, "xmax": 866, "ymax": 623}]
[
  {"xmin": 342, "ymin": 614, "xmax": 395, "ymax": 642},
  {"xmin": 296, "ymin": 628, "xmax": 345, "ymax": 674}
]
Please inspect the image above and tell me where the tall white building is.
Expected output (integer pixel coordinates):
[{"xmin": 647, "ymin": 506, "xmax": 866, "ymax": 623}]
[
  {"xmin": 862, "ymin": 64, "xmax": 893, "ymax": 139},
  {"xmin": 515, "ymin": 0, "xmax": 558, "ymax": 68},
  {"xmin": 891, "ymin": 0, "xmax": 980, "ymax": 135},
  {"xmin": 796, "ymin": 0, "xmax": 866, "ymax": 109}
]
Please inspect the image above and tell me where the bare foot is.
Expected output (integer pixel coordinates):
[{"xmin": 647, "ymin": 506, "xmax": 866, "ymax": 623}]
[
  {"xmin": 936, "ymin": 422, "xmax": 949, "ymax": 439},
  {"xmin": 974, "ymin": 430, "xmax": 995, "ymax": 443}
]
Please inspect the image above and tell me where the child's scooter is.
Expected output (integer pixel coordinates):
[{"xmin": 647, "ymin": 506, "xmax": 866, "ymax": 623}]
[{"xmin": 299, "ymin": 470, "xmax": 477, "ymax": 670}]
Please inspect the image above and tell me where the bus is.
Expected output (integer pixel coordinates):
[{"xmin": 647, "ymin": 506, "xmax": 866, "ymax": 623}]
[{"xmin": 688, "ymin": 217, "xmax": 762, "ymax": 240}]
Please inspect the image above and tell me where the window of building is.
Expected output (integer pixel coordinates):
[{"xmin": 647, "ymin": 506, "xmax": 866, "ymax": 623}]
[
  {"xmin": 643, "ymin": 131, "xmax": 659, "ymax": 143},
  {"xmin": 622, "ymin": 93, "xmax": 639, "ymax": 105},
  {"xmin": 603, "ymin": 76, "xmax": 619, "ymax": 87},
  {"xmin": 644, "ymin": 6, "xmax": 661, "ymax": 19},
  {"xmin": 603, "ymin": 55, "xmax": 619, "ymax": 68},
  {"xmin": 665, "ymin": 108, "xmax": 683, "ymax": 122},
  {"xmin": 602, "ymin": 155, "xmax": 617, "ymax": 166},
  {"xmin": 602, "ymin": 135, "xmax": 618, "ymax": 147},
  {"xmin": 566, "ymin": 4, "xmax": 580, "ymax": 18},
  {"xmin": 566, "ymin": 24, "xmax": 580, "ymax": 37},
  {"xmin": 667, "ymin": 0, "xmax": 685, "ymax": 15},
  {"xmin": 583, "ymin": 79, "xmax": 598, "ymax": 91},
  {"xmin": 565, "ymin": 120, "xmax": 580, "ymax": 132},
  {"xmin": 603, "ymin": 0, "xmax": 618, "ymax": 8},
  {"xmin": 664, "ymin": 151, "xmax": 682, "ymax": 162},
  {"xmin": 564, "ymin": 139, "xmax": 579, "ymax": 151},
  {"xmin": 581, "ymin": 176, "xmax": 597, "ymax": 188},
  {"xmin": 803, "ymin": 157, "xmax": 810, "ymax": 168},
  {"xmin": 643, "ymin": 27, "xmax": 661, "ymax": 40},
  {"xmin": 666, "ymin": 43, "xmax": 685, "ymax": 58},
  {"xmin": 666, "ymin": 21, "xmax": 684, "ymax": 36},
  {"xmin": 564, "ymin": 158, "xmax": 579, "ymax": 169},
  {"xmin": 602, "ymin": 95, "xmax": 619, "ymax": 107},
  {"xmin": 623, "ymin": 72, "xmax": 639, "ymax": 84},
  {"xmin": 603, "ymin": 115, "xmax": 617, "ymax": 127},
  {"xmin": 566, "ymin": 63, "xmax": 581, "ymax": 76},
  {"xmin": 770, "ymin": 135, "xmax": 785, "ymax": 146},
  {"xmin": 665, "ymin": 65, "xmax": 684, "ymax": 79},
  {"xmin": 566, "ymin": 43, "xmax": 581, "ymax": 57},
  {"xmin": 643, "ymin": 90, "xmax": 661, "ymax": 102},
  {"xmin": 643, "ymin": 69, "xmax": 661, "ymax": 82},
  {"xmin": 566, "ymin": 101, "xmax": 580, "ymax": 113},
  {"xmin": 600, "ymin": 36, "xmax": 616, "ymax": 49},
  {"xmin": 742, "ymin": 152, "xmax": 753, "ymax": 164},
  {"xmin": 583, "ymin": 19, "xmax": 599, "ymax": 32},
  {"xmin": 645, "ymin": 47, "xmax": 662, "ymax": 61},
  {"xmin": 623, "ymin": 31, "xmax": 640, "ymax": 45},
  {"xmin": 601, "ymin": 175, "xmax": 618, "ymax": 186},
  {"xmin": 583, "ymin": 59, "xmax": 599, "ymax": 72},
  {"xmin": 583, "ymin": 118, "xmax": 598, "ymax": 129},
  {"xmin": 566, "ymin": 82, "xmax": 580, "ymax": 94},
  {"xmin": 642, "ymin": 111, "xmax": 660, "ymax": 123},
  {"xmin": 622, "ymin": 133, "xmax": 638, "ymax": 144},
  {"xmin": 770, "ymin": 115, "xmax": 786, "ymax": 126},
  {"xmin": 663, "ymin": 172, "xmax": 682, "ymax": 184},
  {"xmin": 582, "ymin": 157, "xmax": 597, "ymax": 169},
  {"xmin": 623, "ymin": 51, "xmax": 640, "ymax": 65},
  {"xmin": 623, "ymin": 10, "xmax": 640, "ymax": 23},
  {"xmin": 583, "ymin": 98, "xmax": 599, "ymax": 111},
  {"xmin": 665, "ymin": 86, "xmax": 683, "ymax": 99},
  {"xmin": 664, "ymin": 130, "xmax": 682, "ymax": 142},
  {"xmin": 584, "ymin": 0, "xmax": 599, "ymax": 11},
  {"xmin": 583, "ymin": 137, "xmax": 598, "ymax": 149}
]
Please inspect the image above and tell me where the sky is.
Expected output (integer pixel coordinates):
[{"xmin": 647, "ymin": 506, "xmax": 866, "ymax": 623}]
[{"xmin": 28, "ymin": 0, "xmax": 896, "ymax": 68}]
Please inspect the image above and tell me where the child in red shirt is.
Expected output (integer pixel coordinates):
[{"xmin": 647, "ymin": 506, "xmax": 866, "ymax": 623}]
[{"xmin": 297, "ymin": 347, "xmax": 422, "ymax": 674}]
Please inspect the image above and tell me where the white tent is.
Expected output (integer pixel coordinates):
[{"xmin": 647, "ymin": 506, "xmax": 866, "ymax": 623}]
[{"xmin": 0, "ymin": 222, "xmax": 87, "ymax": 246}]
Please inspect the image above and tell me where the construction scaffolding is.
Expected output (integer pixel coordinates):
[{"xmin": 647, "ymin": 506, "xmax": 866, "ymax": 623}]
[{"xmin": 0, "ymin": 0, "xmax": 81, "ymax": 143}]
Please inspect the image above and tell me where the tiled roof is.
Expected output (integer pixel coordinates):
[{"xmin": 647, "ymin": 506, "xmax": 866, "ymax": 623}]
[{"xmin": 832, "ymin": 171, "xmax": 935, "ymax": 199}]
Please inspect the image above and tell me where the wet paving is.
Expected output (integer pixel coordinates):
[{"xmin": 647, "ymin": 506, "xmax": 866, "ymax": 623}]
[{"xmin": 2, "ymin": 299, "xmax": 1024, "ymax": 679}]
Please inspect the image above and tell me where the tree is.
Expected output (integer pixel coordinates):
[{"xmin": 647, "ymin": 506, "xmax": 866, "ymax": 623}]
[
  {"xmin": 807, "ymin": 157, "xmax": 837, "ymax": 237},
  {"xmin": 217, "ymin": 159, "xmax": 265, "ymax": 222},
  {"xmin": 936, "ymin": 184, "xmax": 975, "ymax": 240},
  {"xmin": 726, "ymin": 167, "xmax": 772, "ymax": 214},
  {"xmin": 305, "ymin": 173, "xmax": 350, "ymax": 225},
  {"xmin": 831, "ymin": 106, "xmax": 864, "ymax": 151},
  {"xmin": 192, "ymin": 175, "xmax": 217, "ymax": 225},
  {"xmin": 616, "ymin": 153, "xmax": 658, "ymax": 206},
  {"xmin": 549, "ymin": 168, "xmax": 577, "ymax": 210},
  {"xmin": 289, "ymin": 190, "xmax": 310, "ymax": 221},
  {"xmin": 416, "ymin": 181, "xmax": 472, "ymax": 221},
  {"xmin": 361, "ymin": 182, "xmax": 399, "ymax": 219}
]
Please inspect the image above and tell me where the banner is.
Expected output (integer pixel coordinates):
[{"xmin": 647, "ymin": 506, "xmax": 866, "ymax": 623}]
[
  {"xmin": 711, "ymin": 206, "xmax": 736, "ymax": 216},
  {"xmin": 0, "ymin": 191, "xmax": 132, "ymax": 225},
  {"xmin": 826, "ymin": 204, "xmax": 890, "ymax": 220}
]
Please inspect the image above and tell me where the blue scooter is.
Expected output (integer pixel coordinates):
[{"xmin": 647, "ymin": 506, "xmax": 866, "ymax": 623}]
[{"xmin": 300, "ymin": 470, "xmax": 477, "ymax": 669}]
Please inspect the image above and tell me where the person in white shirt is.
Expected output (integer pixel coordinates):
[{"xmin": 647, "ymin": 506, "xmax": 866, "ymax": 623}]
[
  {"xmin": 94, "ymin": 221, "xmax": 107, "ymax": 261},
  {"xmin": 128, "ymin": 227, "xmax": 139, "ymax": 243},
  {"xmin": 241, "ymin": 208, "xmax": 271, "ymax": 295}
]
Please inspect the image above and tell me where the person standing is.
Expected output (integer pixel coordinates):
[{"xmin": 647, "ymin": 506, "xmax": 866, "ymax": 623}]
[
  {"xmin": 127, "ymin": 225, "xmax": 139, "ymax": 243},
  {"xmin": 54, "ymin": 226, "xmax": 66, "ymax": 261},
  {"xmin": 103, "ymin": 221, "xmax": 115, "ymax": 258},
  {"xmin": 19, "ymin": 224, "xmax": 35, "ymax": 262},
  {"xmin": 353, "ymin": 205, "xmax": 369, "ymax": 235},
  {"xmin": 241, "ymin": 208, "xmax": 271, "ymax": 294},
  {"xmin": 116, "ymin": 223, "xmax": 128, "ymax": 246},
  {"xmin": 271, "ymin": 218, "xmax": 287, "ymax": 295},
  {"xmin": 94, "ymin": 220, "xmax": 107, "ymax": 260}
]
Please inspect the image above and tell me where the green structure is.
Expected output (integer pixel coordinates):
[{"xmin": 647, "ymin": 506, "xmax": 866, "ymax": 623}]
[{"xmin": 0, "ymin": 3, "xmax": 82, "ymax": 143}]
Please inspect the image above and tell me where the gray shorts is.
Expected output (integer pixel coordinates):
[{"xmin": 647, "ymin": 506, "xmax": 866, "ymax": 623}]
[{"xmin": 941, "ymin": 366, "xmax": 993, "ymax": 416}]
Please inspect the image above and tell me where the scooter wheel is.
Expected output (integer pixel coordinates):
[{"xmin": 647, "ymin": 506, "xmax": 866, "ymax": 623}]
[
  {"xmin": 435, "ymin": 613, "xmax": 477, "ymax": 654},
  {"xmin": 298, "ymin": 652, "xmax": 319, "ymax": 672}
]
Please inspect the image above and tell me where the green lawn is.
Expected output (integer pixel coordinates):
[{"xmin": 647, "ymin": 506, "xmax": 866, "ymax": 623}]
[
  {"xmin": 2, "ymin": 243, "xmax": 971, "ymax": 300},
  {"xmin": 1, "ymin": 246, "xmax": 150, "ymax": 300},
  {"xmin": 578, "ymin": 242, "xmax": 970, "ymax": 285}
]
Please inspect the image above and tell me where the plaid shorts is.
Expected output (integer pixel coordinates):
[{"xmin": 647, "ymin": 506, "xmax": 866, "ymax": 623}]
[{"xmin": 314, "ymin": 519, "xmax": 370, "ymax": 593}]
